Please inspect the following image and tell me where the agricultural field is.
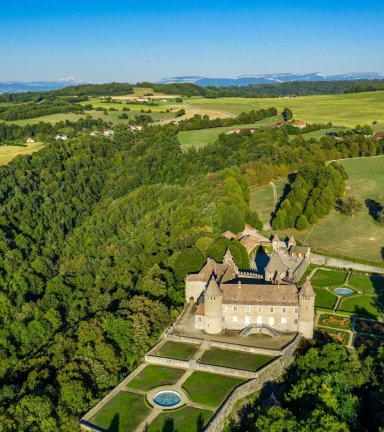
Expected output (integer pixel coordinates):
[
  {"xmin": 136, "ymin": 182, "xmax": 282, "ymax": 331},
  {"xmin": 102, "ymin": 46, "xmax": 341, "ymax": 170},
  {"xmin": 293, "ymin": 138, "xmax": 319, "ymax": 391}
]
[
  {"xmin": 337, "ymin": 294, "xmax": 382, "ymax": 319},
  {"xmin": 147, "ymin": 407, "xmax": 213, "ymax": 432},
  {"xmin": 313, "ymin": 287, "xmax": 338, "ymax": 310},
  {"xmin": 186, "ymin": 91, "xmax": 384, "ymax": 127},
  {"xmin": 152, "ymin": 341, "xmax": 199, "ymax": 360},
  {"xmin": 177, "ymin": 116, "xmax": 283, "ymax": 150},
  {"xmin": 310, "ymin": 269, "xmax": 347, "ymax": 287},
  {"xmin": 126, "ymin": 365, "xmax": 186, "ymax": 392},
  {"xmin": 0, "ymin": 142, "xmax": 44, "ymax": 165},
  {"xmin": 88, "ymin": 391, "xmax": 150, "ymax": 432},
  {"xmin": 182, "ymin": 371, "xmax": 245, "ymax": 408},
  {"xmin": 303, "ymin": 156, "xmax": 384, "ymax": 263},
  {"xmin": 200, "ymin": 348, "xmax": 273, "ymax": 371}
]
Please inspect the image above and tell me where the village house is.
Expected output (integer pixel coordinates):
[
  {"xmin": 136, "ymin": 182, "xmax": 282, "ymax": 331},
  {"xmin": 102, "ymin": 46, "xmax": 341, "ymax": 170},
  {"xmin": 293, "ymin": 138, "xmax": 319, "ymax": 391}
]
[
  {"xmin": 220, "ymin": 230, "xmax": 237, "ymax": 240},
  {"xmin": 269, "ymin": 122, "xmax": 286, "ymax": 129},
  {"xmin": 291, "ymin": 121, "xmax": 307, "ymax": 129},
  {"xmin": 26, "ymin": 138, "xmax": 35, "ymax": 143},
  {"xmin": 54, "ymin": 134, "xmax": 68, "ymax": 141},
  {"xmin": 103, "ymin": 129, "xmax": 114, "ymax": 137},
  {"xmin": 90, "ymin": 131, "xmax": 104, "ymax": 136},
  {"xmin": 136, "ymin": 97, "xmax": 149, "ymax": 102},
  {"xmin": 160, "ymin": 99, "xmax": 168, "ymax": 102}
]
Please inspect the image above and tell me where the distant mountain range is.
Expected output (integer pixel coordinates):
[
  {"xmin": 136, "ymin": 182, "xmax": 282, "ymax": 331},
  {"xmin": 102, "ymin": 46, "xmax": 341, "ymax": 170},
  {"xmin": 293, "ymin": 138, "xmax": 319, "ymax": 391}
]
[
  {"xmin": 0, "ymin": 78, "xmax": 90, "ymax": 94},
  {"xmin": 157, "ymin": 72, "xmax": 384, "ymax": 87}
]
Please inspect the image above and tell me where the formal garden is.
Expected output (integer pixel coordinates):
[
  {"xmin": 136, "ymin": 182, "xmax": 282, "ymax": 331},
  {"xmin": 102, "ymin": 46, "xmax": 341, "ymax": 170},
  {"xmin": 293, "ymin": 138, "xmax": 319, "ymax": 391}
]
[
  {"xmin": 316, "ymin": 327, "xmax": 351, "ymax": 346},
  {"xmin": 127, "ymin": 365, "xmax": 186, "ymax": 392},
  {"xmin": 147, "ymin": 407, "xmax": 213, "ymax": 432},
  {"xmin": 200, "ymin": 348, "xmax": 274, "ymax": 372},
  {"xmin": 311, "ymin": 269, "xmax": 348, "ymax": 287},
  {"xmin": 151, "ymin": 341, "xmax": 200, "ymax": 360},
  {"xmin": 319, "ymin": 314, "xmax": 351, "ymax": 330},
  {"xmin": 182, "ymin": 371, "xmax": 245, "ymax": 408},
  {"xmin": 313, "ymin": 287, "xmax": 338, "ymax": 310}
]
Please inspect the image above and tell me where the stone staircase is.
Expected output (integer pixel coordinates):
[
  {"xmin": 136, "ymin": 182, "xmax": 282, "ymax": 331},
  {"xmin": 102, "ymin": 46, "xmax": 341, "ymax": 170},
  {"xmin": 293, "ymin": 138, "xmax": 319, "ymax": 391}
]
[{"xmin": 240, "ymin": 324, "xmax": 279, "ymax": 338}]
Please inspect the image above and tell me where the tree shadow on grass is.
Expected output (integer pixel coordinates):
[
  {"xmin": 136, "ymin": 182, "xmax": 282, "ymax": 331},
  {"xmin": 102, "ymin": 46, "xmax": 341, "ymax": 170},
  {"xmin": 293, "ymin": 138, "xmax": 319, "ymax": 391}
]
[
  {"xmin": 196, "ymin": 413, "xmax": 204, "ymax": 432},
  {"xmin": 161, "ymin": 418, "xmax": 178, "ymax": 432},
  {"xmin": 365, "ymin": 199, "xmax": 383, "ymax": 221},
  {"xmin": 108, "ymin": 413, "xmax": 120, "ymax": 432},
  {"xmin": 351, "ymin": 305, "xmax": 381, "ymax": 321},
  {"xmin": 271, "ymin": 174, "xmax": 295, "ymax": 219}
]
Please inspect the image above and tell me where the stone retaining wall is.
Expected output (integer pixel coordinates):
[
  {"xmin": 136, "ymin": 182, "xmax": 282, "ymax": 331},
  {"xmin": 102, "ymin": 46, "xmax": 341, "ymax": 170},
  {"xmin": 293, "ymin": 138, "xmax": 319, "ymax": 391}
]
[
  {"xmin": 194, "ymin": 361, "xmax": 258, "ymax": 379},
  {"xmin": 204, "ymin": 334, "xmax": 300, "ymax": 432},
  {"xmin": 165, "ymin": 333, "xmax": 204, "ymax": 345},
  {"xmin": 145, "ymin": 354, "xmax": 190, "ymax": 369},
  {"xmin": 310, "ymin": 254, "xmax": 384, "ymax": 274},
  {"xmin": 293, "ymin": 257, "xmax": 308, "ymax": 282},
  {"xmin": 210, "ymin": 340, "xmax": 282, "ymax": 357}
]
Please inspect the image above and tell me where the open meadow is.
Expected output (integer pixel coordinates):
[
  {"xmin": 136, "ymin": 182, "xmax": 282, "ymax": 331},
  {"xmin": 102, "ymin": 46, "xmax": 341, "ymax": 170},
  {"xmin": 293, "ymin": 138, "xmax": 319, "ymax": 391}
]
[
  {"xmin": 0, "ymin": 142, "xmax": 44, "ymax": 165},
  {"xmin": 186, "ymin": 91, "xmax": 384, "ymax": 127}
]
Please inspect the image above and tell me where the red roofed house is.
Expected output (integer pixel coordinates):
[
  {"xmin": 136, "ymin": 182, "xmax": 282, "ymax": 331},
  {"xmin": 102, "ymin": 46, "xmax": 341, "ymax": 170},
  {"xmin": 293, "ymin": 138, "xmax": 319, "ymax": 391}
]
[
  {"xmin": 291, "ymin": 121, "xmax": 307, "ymax": 129},
  {"xmin": 221, "ymin": 231, "xmax": 236, "ymax": 240},
  {"xmin": 269, "ymin": 122, "xmax": 285, "ymax": 129}
]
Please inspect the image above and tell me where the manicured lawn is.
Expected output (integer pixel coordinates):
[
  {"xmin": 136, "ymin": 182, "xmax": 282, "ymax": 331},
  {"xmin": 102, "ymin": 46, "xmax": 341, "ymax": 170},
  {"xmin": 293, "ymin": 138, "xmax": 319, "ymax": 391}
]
[
  {"xmin": 186, "ymin": 91, "xmax": 384, "ymax": 126},
  {"xmin": 182, "ymin": 371, "xmax": 245, "ymax": 408},
  {"xmin": 349, "ymin": 274, "xmax": 384, "ymax": 293},
  {"xmin": 152, "ymin": 341, "xmax": 200, "ymax": 360},
  {"xmin": 88, "ymin": 391, "xmax": 151, "ymax": 432},
  {"xmin": 127, "ymin": 365, "xmax": 186, "ymax": 392},
  {"xmin": 316, "ymin": 327, "xmax": 350, "ymax": 346},
  {"xmin": 147, "ymin": 406, "xmax": 213, "ymax": 432},
  {"xmin": 311, "ymin": 269, "xmax": 347, "ymax": 287},
  {"xmin": 0, "ymin": 142, "xmax": 44, "ymax": 165},
  {"xmin": 200, "ymin": 348, "xmax": 274, "ymax": 371},
  {"xmin": 354, "ymin": 318, "xmax": 384, "ymax": 336},
  {"xmin": 319, "ymin": 314, "xmax": 351, "ymax": 330},
  {"xmin": 304, "ymin": 156, "xmax": 384, "ymax": 263},
  {"xmin": 314, "ymin": 287, "xmax": 338, "ymax": 310},
  {"xmin": 337, "ymin": 294, "xmax": 382, "ymax": 319}
]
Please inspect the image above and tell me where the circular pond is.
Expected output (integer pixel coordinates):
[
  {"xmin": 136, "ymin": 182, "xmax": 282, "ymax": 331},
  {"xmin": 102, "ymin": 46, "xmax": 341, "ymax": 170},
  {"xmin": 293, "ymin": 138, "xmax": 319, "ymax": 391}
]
[
  {"xmin": 153, "ymin": 390, "xmax": 182, "ymax": 407},
  {"xmin": 334, "ymin": 288, "xmax": 354, "ymax": 296}
]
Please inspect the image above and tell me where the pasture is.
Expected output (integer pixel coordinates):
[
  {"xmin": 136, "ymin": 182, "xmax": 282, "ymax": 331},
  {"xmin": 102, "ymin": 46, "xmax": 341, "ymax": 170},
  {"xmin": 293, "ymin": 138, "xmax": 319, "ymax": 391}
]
[
  {"xmin": 304, "ymin": 156, "xmax": 384, "ymax": 263},
  {"xmin": 186, "ymin": 91, "xmax": 384, "ymax": 127},
  {"xmin": 0, "ymin": 142, "xmax": 44, "ymax": 165}
]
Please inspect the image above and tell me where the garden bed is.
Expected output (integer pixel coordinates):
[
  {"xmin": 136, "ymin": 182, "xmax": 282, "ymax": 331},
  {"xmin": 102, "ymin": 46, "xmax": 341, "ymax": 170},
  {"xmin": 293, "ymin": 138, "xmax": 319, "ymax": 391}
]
[
  {"xmin": 152, "ymin": 341, "xmax": 200, "ymax": 360},
  {"xmin": 316, "ymin": 327, "xmax": 350, "ymax": 346},
  {"xmin": 319, "ymin": 314, "xmax": 351, "ymax": 330},
  {"xmin": 311, "ymin": 269, "xmax": 347, "ymax": 287},
  {"xmin": 127, "ymin": 365, "xmax": 186, "ymax": 392},
  {"xmin": 354, "ymin": 319, "xmax": 384, "ymax": 336},
  {"xmin": 314, "ymin": 287, "xmax": 338, "ymax": 310},
  {"xmin": 147, "ymin": 406, "xmax": 213, "ymax": 432}
]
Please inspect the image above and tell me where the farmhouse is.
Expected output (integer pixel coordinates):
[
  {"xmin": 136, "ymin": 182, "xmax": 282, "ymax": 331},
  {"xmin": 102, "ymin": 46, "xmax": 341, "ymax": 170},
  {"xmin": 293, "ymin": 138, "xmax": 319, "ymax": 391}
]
[
  {"xmin": 160, "ymin": 99, "xmax": 168, "ymax": 102},
  {"xmin": 26, "ymin": 138, "xmax": 35, "ymax": 143},
  {"xmin": 103, "ymin": 129, "xmax": 114, "ymax": 136},
  {"xmin": 269, "ymin": 122, "xmax": 285, "ymax": 129},
  {"xmin": 54, "ymin": 134, "xmax": 68, "ymax": 141},
  {"xmin": 291, "ymin": 121, "xmax": 307, "ymax": 129},
  {"xmin": 136, "ymin": 97, "xmax": 149, "ymax": 102},
  {"xmin": 186, "ymin": 248, "xmax": 315, "ymax": 338}
]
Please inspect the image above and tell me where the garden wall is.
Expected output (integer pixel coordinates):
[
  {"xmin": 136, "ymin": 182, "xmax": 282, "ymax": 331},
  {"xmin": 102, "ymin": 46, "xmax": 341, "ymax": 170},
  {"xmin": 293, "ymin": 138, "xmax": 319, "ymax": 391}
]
[
  {"xmin": 144, "ymin": 354, "xmax": 190, "ymax": 369},
  {"xmin": 210, "ymin": 340, "xmax": 282, "ymax": 357},
  {"xmin": 204, "ymin": 334, "xmax": 300, "ymax": 432},
  {"xmin": 310, "ymin": 254, "xmax": 384, "ymax": 274},
  {"xmin": 165, "ymin": 333, "xmax": 204, "ymax": 345}
]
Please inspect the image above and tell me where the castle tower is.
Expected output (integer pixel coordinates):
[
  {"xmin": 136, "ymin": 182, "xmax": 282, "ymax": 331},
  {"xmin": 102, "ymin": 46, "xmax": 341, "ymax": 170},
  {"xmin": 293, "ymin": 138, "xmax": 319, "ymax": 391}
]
[
  {"xmin": 223, "ymin": 248, "xmax": 234, "ymax": 265},
  {"xmin": 204, "ymin": 277, "xmax": 223, "ymax": 334},
  {"xmin": 298, "ymin": 277, "xmax": 316, "ymax": 339},
  {"xmin": 288, "ymin": 236, "xmax": 296, "ymax": 248},
  {"xmin": 265, "ymin": 251, "xmax": 287, "ymax": 282},
  {"xmin": 272, "ymin": 234, "xmax": 280, "ymax": 251}
]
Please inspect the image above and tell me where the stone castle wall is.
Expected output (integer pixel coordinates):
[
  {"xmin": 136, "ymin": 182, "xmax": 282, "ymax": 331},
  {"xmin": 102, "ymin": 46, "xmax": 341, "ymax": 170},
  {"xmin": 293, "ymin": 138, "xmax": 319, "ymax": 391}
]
[
  {"xmin": 310, "ymin": 254, "xmax": 384, "ymax": 274},
  {"xmin": 204, "ymin": 334, "xmax": 300, "ymax": 432}
]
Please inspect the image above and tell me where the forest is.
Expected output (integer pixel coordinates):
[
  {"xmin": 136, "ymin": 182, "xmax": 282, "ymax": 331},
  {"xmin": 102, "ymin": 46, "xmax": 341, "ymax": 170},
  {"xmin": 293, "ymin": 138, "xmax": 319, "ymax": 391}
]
[{"xmin": 0, "ymin": 113, "xmax": 383, "ymax": 430}]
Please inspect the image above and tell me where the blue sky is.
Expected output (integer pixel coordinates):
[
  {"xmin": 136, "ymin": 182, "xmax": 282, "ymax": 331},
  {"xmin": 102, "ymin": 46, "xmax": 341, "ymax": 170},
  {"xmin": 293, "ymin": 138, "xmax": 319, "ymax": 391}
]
[{"xmin": 1, "ymin": 0, "xmax": 384, "ymax": 83}]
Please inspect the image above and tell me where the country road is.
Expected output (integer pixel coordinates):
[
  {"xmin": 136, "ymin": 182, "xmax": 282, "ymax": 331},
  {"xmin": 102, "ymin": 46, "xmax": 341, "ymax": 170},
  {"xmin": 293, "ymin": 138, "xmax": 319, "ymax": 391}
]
[{"xmin": 270, "ymin": 181, "xmax": 278, "ymax": 206}]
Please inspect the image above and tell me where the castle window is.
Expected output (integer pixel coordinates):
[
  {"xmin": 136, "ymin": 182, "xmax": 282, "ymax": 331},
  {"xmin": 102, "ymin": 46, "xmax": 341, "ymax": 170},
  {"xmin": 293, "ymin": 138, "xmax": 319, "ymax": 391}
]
[
  {"xmin": 281, "ymin": 317, "xmax": 287, "ymax": 324},
  {"xmin": 245, "ymin": 306, "xmax": 250, "ymax": 312},
  {"xmin": 269, "ymin": 307, "xmax": 274, "ymax": 313},
  {"xmin": 233, "ymin": 306, "xmax": 238, "ymax": 312},
  {"xmin": 197, "ymin": 316, "xmax": 202, "ymax": 323},
  {"xmin": 282, "ymin": 307, "xmax": 287, "ymax": 314},
  {"xmin": 257, "ymin": 306, "xmax": 262, "ymax": 313},
  {"xmin": 233, "ymin": 316, "xmax": 238, "ymax": 323},
  {"xmin": 269, "ymin": 317, "xmax": 274, "ymax": 325},
  {"xmin": 245, "ymin": 316, "xmax": 250, "ymax": 325},
  {"xmin": 257, "ymin": 315, "xmax": 262, "ymax": 324},
  {"xmin": 222, "ymin": 305, "xmax": 227, "ymax": 312},
  {"xmin": 294, "ymin": 318, "xmax": 298, "ymax": 324},
  {"xmin": 222, "ymin": 316, "xmax": 226, "ymax": 323},
  {"xmin": 294, "ymin": 307, "xmax": 299, "ymax": 314}
]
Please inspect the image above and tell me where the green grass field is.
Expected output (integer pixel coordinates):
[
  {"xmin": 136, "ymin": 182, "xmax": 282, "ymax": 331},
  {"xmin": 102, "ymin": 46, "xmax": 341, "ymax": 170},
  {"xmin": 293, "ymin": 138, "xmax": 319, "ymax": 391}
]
[
  {"xmin": 337, "ymin": 294, "xmax": 382, "ymax": 319},
  {"xmin": 88, "ymin": 391, "xmax": 150, "ymax": 432},
  {"xmin": 319, "ymin": 314, "xmax": 352, "ymax": 330},
  {"xmin": 182, "ymin": 372, "xmax": 245, "ymax": 408},
  {"xmin": 314, "ymin": 288, "xmax": 338, "ymax": 310},
  {"xmin": 316, "ymin": 327, "xmax": 351, "ymax": 346},
  {"xmin": 349, "ymin": 274, "xmax": 384, "ymax": 293},
  {"xmin": 0, "ymin": 142, "xmax": 44, "ymax": 165},
  {"xmin": 152, "ymin": 341, "xmax": 199, "ymax": 360},
  {"xmin": 304, "ymin": 156, "xmax": 384, "ymax": 263},
  {"xmin": 311, "ymin": 269, "xmax": 347, "ymax": 287},
  {"xmin": 147, "ymin": 406, "xmax": 213, "ymax": 432},
  {"xmin": 127, "ymin": 365, "xmax": 186, "ymax": 392},
  {"xmin": 250, "ymin": 178, "xmax": 288, "ymax": 225},
  {"xmin": 186, "ymin": 92, "xmax": 384, "ymax": 127},
  {"xmin": 200, "ymin": 348, "xmax": 274, "ymax": 371}
]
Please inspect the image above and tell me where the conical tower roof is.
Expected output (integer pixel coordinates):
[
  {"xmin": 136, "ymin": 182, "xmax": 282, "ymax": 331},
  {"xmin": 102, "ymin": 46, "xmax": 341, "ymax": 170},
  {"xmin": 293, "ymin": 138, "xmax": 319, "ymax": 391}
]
[
  {"xmin": 265, "ymin": 250, "xmax": 286, "ymax": 274},
  {"xmin": 288, "ymin": 235, "xmax": 296, "ymax": 244},
  {"xmin": 272, "ymin": 233, "xmax": 280, "ymax": 242},
  {"xmin": 224, "ymin": 248, "xmax": 233, "ymax": 259},
  {"xmin": 300, "ymin": 277, "xmax": 316, "ymax": 297},
  {"xmin": 206, "ymin": 277, "xmax": 222, "ymax": 297}
]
